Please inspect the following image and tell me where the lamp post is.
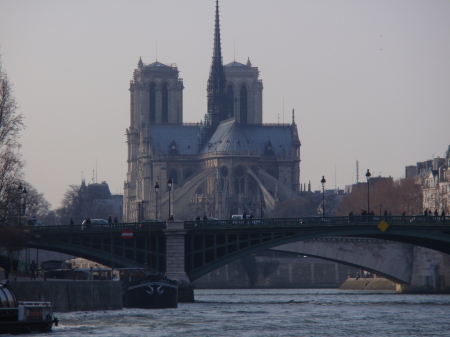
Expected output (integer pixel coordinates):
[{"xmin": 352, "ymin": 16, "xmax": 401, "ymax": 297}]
[
  {"xmin": 17, "ymin": 183, "xmax": 28, "ymax": 227},
  {"xmin": 167, "ymin": 177, "xmax": 173, "ymax": 220},
  {"xmin": 321, "ymin": 176, "xmax": 326, "ymax": 217},
  {"xmin": 23, "ymin": 229, "xmax": 30, "ymax": 275},
  {"xmin": 366, "ymin": 169, "xmax": 371, "ymax": 215},
  {"xmin": 35, "ymin": 234, "xmax": 41, "ymax": 278},
  {"xmin": 260, "ymin": 200, "xmax": 264, "ymax": 219},
  {"xmin": 154, "ymin": 182, "xmax": 159, "ymax": 219}
]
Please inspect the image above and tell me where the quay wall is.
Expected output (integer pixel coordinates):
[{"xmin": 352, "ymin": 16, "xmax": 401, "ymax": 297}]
[
  {"xmin": 193, "ymin": 254, "xmax": 359, "ymax": 289},
  {"xmin": 9, "ymin": 281, "xmax": 122, "ymax": 312},
  {"xmin": 339, "ymin": 278, "xmax": 396, "ymax": 291}
]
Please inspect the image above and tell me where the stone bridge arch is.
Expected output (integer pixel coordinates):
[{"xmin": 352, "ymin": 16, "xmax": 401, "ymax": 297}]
[{"xmin": 270, "ymin": 238, "xmax": 414, "ymax": 283}]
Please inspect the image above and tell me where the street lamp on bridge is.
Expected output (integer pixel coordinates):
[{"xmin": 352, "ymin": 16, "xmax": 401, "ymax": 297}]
[
  {"xmin": 321, "ymin": 176, "xmax": 326, "ymax": 217},
  {"xmin": 167, "ymin": 177, "xmax": 173, "ymax": 220},
  {"xmin": 154, "ymin": 182, "xmax": 159, "ymax": 219},
  {"xmin": 366, "ymin": 169, "xmax": 371, "ymax": 215}
]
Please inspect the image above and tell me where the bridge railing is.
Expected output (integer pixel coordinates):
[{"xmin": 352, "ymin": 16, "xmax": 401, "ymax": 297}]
[
  {"xmin": 21, "ymin": 216, "xmax": 449, "ymax": 233},
  {"xmin": 184, "ymin": 215, "xmax": 449, "ymax": 229},
  {"xmin": 30, "ymin": 221, "xmax": 167, "ymax": 234}
]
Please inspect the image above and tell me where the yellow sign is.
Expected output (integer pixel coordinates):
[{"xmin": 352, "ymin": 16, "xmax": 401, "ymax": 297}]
[{"xmin": 378, "ymin": 220, "xmax": 389, "ymax": 232}]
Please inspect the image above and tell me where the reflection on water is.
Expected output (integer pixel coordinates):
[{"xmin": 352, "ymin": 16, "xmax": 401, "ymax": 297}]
[{"xmin": 38, "ymin": 289, "xmax": 450, "ymax": 337}]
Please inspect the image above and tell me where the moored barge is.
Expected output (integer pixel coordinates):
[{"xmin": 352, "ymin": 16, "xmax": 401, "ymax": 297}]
[{"xmin": 0, "ymin": 282, "xmax": 58, "ymax": 334}]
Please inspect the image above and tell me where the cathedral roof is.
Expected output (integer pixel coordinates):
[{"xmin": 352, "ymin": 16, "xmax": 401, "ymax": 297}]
[
  {"xmin": 202, "ymin": 119, "xmax": 254, "ymax": 153},
  {"xmin": 224, "ymin": 61, "xmax": 248, "ymax": 67},
  {"xmin": 146, "ymin": 61, "xmax": 172, "ymax": 68},
  {"xmin": 150, "ymin": 124, "xmax": 200, "ymax": 155},
  {"xmin": 201, "ymin": 119, "xmax": 294, "ymax": 155}
]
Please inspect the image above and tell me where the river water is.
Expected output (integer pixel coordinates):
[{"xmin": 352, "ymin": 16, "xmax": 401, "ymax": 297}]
[{"xmin": 36, "ymin": 289, "xmax": 449, "ymax": 337}]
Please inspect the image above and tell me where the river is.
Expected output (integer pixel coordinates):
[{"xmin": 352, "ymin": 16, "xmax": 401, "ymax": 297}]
[{"xmin": 37, "ymin": 289, "xmax": 450, "ymax": 336}]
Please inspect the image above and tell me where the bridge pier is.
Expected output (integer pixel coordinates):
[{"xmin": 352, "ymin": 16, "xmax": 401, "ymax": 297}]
[{"xmin": 164, "ymin": 221, "xmax": 194, "ymax": 302}]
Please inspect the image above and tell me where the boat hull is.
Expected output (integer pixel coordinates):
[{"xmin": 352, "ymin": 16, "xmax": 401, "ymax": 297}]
[
  {"xmin": 0, "ymin": 319, "xmax": 55, "ymax": 334},
  {"xmin": 122, "ymin": 275, "xmax": 178, "ymax": 309}
]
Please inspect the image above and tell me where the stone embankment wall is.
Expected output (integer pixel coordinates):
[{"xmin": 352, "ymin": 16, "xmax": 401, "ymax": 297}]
[
  {"xmin": 193, "ymin": 254, "xmax": 359, "ymax": 288},
  {"xmin": 339, "ymin": 278, "xmax": 396, "ymax": 291},
  {"xmin": 398, "ymin": 246, "xmax": 450, "ymax": 294},
  {"xmin": 9, "ymin": 281, "xmax": 122, "ymax": 312}
]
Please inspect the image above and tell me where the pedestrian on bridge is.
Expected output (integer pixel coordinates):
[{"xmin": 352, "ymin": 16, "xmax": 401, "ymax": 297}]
[
  {"xmin": 441, "ymin": 210, "xmax": 446, "ymax": 222},
  {"xmin": 30, "ymin": 260, "xmax": 36, "ymax": 280},
  {"xmin": 114, "ymin": 217, "xmax": 118, "ymax": 224},
  {"xmin": 108, "ymin": 216, "xmax": 112, "ymax": 224}
]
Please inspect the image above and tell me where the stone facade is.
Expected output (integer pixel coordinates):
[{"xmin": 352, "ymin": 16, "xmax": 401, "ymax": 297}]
[
  {"xmin": 123, "ymin": 2, "xmax": 300, "ymax": 221},
  {"xmin": 405, "ymin": 145, "xmax": 450, "ymax": 214}
]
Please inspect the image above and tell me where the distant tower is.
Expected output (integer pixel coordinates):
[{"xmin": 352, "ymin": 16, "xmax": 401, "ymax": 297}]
[
  {"xmin": 130, "ymin": 57, "xmax": 184, "ymax": 126},
  {"xmin": 356, "ymin": 160, "xmax": 359, "ymax": 184},
  {"xmin": 206, "ymin": 0, "xmax": 228, "ymax": 129},
  {"xmin": 224, "ymin": 57, "xmax": 263, "ymax": 124}
]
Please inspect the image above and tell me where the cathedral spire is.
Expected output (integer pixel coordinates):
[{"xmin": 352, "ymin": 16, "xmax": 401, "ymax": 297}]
[{"xmin": 207, "ymin": 0, "xmax": 227, "ymax": 128}]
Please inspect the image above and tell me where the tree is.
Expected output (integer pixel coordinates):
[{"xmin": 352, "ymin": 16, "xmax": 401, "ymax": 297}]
[
  {"xmin": 56, "ymin": 182, "xmax": 120, "ymax": 225},
  {"xmin": 56, "ymin": 185, "xmax": 83, "ymax": 225},
  {"xmin": 337, "ymin": 177, "xmax": 423, "ymax": 216},
  {"xmin": 0, "ymin": 226, "xmax": 27, "ymax": 271},
  {"xmin": 23, "ymin": 183, "xmax": 51, "ymax": 217},
  {"xmin": 0, "ymin": 57, "xmax": 25, "ymax": 219}
]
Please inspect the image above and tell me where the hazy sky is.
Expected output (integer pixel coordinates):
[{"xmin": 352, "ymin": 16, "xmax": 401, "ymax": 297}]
[{"xmin": 1, "ymin": 0, "xmax": 449, "ymax": 209}]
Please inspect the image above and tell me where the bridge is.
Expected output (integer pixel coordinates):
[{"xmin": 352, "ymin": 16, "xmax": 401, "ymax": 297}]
[{"xmin": 27, "ymin": 216, "xmax": 450, "ymax": 285}]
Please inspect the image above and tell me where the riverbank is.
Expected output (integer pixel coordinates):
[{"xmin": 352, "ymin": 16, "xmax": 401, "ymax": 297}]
[
  {"xmin": 339, "ymin": 277, "xmax": 396, "ymax": 291},
  {"xmin": 8, "ymin": 280, "xmax": 122, "ymax": 312}
]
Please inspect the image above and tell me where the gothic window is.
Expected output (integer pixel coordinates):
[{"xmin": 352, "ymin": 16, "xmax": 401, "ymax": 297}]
[
  {"xmin": 240, "ymin": 85, "xmax": 248, "ymax": 124},
  {"xmin": 168, "ymin": 170, "xmax": 179, "ymax": 184},
  {"xmin": 234, "ymin": 165, "xmax": 245, "ymax": 194},
  {"xmin": 168, "ymin": 140, "xmax": 179, "ymax": 155},
  {"xmin": 267, "ymin": 168, "xmax": 277, "ymax": 179},
  {"xmin": 264, "ymin": 140, "xmax": 275, "ymax": 156},
  {"xmin": 183, "ymin": 169, "xmax": 193, "ymax": 180},
  {"xmin": 226, "ymin": 85, "xmax": 234, "ymax": 118},
  {"xmin": 220, "ymin": 166, "xmax": 229, "ymax": 193},
  {"xmin": 162, "ymin": 83, "xmax": 169, "ymax": 123},
  {"xmin": 149, "ymin": 83, "xmax": 156, "ymax": 123}
]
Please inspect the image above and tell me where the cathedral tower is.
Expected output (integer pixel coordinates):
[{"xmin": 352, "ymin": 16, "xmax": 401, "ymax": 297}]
[
  {"xmin": 130, "ymin": 58, "xmax": 184, "ymax": 126},
  {"xmin": 224, "ymin": 58, "xmax": 263, "ymax": 124},
  {"xmin": 206, "ymin": 0, "xmax": 228, "ymax": 129}
]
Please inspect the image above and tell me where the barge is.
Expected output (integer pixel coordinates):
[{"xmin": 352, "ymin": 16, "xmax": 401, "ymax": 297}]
[{"xmin": 0, "ymin": 282, "xmax": 58, "ymax": 334}]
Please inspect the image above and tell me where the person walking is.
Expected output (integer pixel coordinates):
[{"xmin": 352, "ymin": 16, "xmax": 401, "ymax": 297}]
[
  {"xmin": 2, "ymin": 260, "xmax": 10, "ymax": 279},
  {"xmin": 108, "ymin": 216, "xmax": 112, "ymax": 224},
  {"xmin": 30, "ymin": 260, "xmax": 36, "ymax": 280},
  {"xmin": 70, "ymin": 218, "xmax": 74, "ymax": 225}
]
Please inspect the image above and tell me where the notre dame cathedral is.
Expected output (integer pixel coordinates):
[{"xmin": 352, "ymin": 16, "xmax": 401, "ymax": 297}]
[{"xmin": 123, "ymin": 1, "xmax": 301, "ymax": 221}]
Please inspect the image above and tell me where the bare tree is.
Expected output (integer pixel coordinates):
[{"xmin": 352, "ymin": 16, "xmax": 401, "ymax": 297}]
[
  {"xmin": 56, "ymin": 185, "xmax": 83, "ymax": 225},
  {"xmin": 0, "ymin": 226, "xmax": 27, "ymax": 271},
  {"xmin": 0, "ymin": 58, "xmax": 25, "ymax": 219},
  {"xmin": 337, "ymin": 177, "xmax": 423, "ymax": 216},
  {"xmin": 56, "ymin": 183, "xmax": 121, "ymax": 225}
]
